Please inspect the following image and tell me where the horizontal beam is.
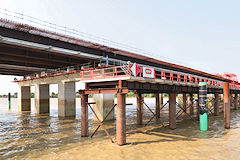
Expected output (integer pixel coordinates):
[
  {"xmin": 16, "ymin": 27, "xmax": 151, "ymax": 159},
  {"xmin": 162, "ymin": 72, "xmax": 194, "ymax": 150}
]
[
  {"xmin": 0, "ymin": 59, "xmax": 56, "ymax": 69},
  {"xmin": 79, "ymin": 88, "xmax": 129, "ymax": 95},
  {"xmin": 0, "ymin": 43, "xmax": 89, "ymax": 65}
]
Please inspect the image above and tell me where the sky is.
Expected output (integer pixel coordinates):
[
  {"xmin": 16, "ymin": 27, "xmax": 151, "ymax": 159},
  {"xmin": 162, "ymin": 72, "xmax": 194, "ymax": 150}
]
[{"xmin": 0, "ymin": 0, "xmax": 239, "ymax": 94}]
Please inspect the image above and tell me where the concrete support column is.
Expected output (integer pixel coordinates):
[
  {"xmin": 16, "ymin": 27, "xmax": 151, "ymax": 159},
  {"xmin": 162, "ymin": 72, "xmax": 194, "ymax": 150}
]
[
  {"xmin": 81, "ymin": 94, "xmax": 88, "ymax": 137},
  {"xmin": 182, "ymin": 93, "xmax": 187, "ymax": 111},
  {"xmin": 155, "ymin": 93, "xmax": 160, "ymax": 119},
  {"xmin": 116, "ymin": 93, "xmax": 126, "ymax": 146},
  {"xmin": 58, "ymin": 82, "xmax": 76, "ymax": 117},
  {"xmin": 136, "ymin": 93, "xmax": 143, "ymax": 125},
  {"xmin": 234, "ymin": 94, "xmax": 238, "ymax": 110},
  {"xmin": 35, "ymin": 84, "xmax": 49, "ymax": 114},
  {"xmin": 18, "ymin": 86, "xmax": 31, "ymax": 111},
  {"xmin": 189, "ymin": 93, "xmax": 194, "ymax": 115},
  {"xmin": 223, "ymin": 82, "xmax": 230, "ymax": 129},
  {"xmin": 93, "ymin": 94, "xmax": 114, "ymax": 121},
  {"xmin": 169, "ymin": 93, "xmax": 176, "ymax": 129},
  {"xmin": 214, "ymin": 94, "xmax": 220, "ymax": 116}
]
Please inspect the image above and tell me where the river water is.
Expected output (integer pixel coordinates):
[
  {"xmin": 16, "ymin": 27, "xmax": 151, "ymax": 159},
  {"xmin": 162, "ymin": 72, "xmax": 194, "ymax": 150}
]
[{"xmin": 0, "ymin": 98, "xmax": 240, "ymax": 160}]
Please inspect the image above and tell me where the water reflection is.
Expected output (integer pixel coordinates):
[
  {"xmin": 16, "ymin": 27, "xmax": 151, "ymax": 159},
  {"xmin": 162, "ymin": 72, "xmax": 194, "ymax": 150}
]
[{"xmin": 0, "ymin": 98, "xmax": 240, "ymax": 160}]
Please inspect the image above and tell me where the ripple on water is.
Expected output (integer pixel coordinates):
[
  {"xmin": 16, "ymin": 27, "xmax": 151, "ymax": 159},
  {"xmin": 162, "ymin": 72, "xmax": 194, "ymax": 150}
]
[{"xmin": 0, "ymin": 98, "xmax": 240, "ymax": 160}]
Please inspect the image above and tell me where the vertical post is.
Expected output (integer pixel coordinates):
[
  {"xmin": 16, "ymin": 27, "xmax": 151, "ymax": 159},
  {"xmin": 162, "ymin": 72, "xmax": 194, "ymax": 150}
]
[
  {"xmin": 8, "ymin": 93, "xmax": 11, "ymax": 110},
  {"xmin": 223, "ymin": 82, "xmax": 230, "ymax": 129},
  {"xmin": 155, "ymin": 93, "xmax": 160, "ymax": 119},
  {"xmin": 197, "ymin": 94, "xmax": 200, "ymax": 121},
  {"xmin": 117, "ymin": 93, "xmax": 126, "ymax": 146},
  {"xmin": 214, "ymin": 94, "xmax": 220, "ymax": 116},
  {"xmin": 189, "ymin": 93, "xmax": 194, "ymax": 115},
  {"xmin": 81, "ymin": 94, "xmax": 88, "ymax": 137},
  {"xmin": 136, "ymin": 93, "xmax": 143, "ymax": 125},
  {"xmin": 199, "ymin": 82, "xmax": 208, "ymax": 132},
  {"xmin": 230, "ymin": 94, "xmax": 232, "ymax": 108},
  {"xmin": 234, "ymin": 94, "xmax": 238, "ymax": 110},
  {"xmin": 160, "ymin": 93, "xmax": 164, "ymax": 105},
  {"xmin": 182, "ymin": 93, "xmax": 187, "ymax": 111},
  {"xmin": 169, "ymin": 93, "xmax": 176, "ymax": 129}
]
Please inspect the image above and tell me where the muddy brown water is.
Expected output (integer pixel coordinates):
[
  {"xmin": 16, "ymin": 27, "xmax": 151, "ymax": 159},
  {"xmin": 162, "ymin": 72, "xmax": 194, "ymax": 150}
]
[{"xmin": 0, "ymin": 98, "xmax": 240, "ymax": 160}]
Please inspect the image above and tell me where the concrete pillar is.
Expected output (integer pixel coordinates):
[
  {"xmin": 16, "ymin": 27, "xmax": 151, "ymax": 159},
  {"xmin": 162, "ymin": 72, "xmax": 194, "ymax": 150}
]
[
  {"xmin": 93, "ymin": 94, "xmax": 114, "ymax": 121},
  {"xmin": 35, "ymin": 84, "xmax": 49, "ymax": 114},
  {"xmin": 81, "ymin": 94, "xmax": 88, "ymax": 137},
  {"xmin": 116, "ymin": 93, "xmax": 126, "ymax": 146},
  {"xmin": 155, "ymin": 93, "xmax": 160, "ymax": 119},
  {"xmin": 169, "ymin": 93, "xmax": 176, "ymax": 129},
  {"xmin": 189, "ymin": 93, "xmax": 194, "ymax": 115},
  {"xmin": 234, "ymin": 94, "xmax": 238, "ymax": 110},
  {"xmin": 223, "ymin": 82, "xmax": 230, "ymax": 129},
  {"xmin": 182, "ymin": 93, "xmax": 187, "ymax": 111},
  {"xmin": 136, "ymin": 93, "xmax": 143, "ymax": 125},
  {"xmin": 18, "ymin": 86, "xmax": 31, "ymax": 111},
  {"xmin": 214, "ymin": 94, "xmax": 220, "ymax": 116},
  {"xmin": 58, "ymin": 82, "xmax": 76, "ymax": 117}
]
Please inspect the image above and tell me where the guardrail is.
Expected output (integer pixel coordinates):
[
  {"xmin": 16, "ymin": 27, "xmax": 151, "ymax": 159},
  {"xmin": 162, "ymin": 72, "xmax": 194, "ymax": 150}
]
[{"xmin": 15, "ymin": 64, "xmax": 240, "ymax": 89}]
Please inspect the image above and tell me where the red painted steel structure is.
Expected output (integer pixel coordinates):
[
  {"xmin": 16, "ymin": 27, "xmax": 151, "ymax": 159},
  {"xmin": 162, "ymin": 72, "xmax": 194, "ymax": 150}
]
[{"xmin": 15, "ymin": 64, "xmax": 240, "ymax": 90}]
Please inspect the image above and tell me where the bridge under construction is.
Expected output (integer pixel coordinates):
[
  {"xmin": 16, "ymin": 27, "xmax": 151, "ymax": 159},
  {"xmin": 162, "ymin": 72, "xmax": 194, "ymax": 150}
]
[{"xmin": 0, "ymin": 16, "xmax": 239, "ymax": 146}]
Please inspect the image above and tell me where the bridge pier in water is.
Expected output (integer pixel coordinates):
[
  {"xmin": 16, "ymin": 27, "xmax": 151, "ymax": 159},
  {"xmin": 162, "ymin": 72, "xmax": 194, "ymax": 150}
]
[
  {"xmin": 18, "ymin": 86, "xmax": 31, "ymax": 111},
  {"xmin": 92, "ymin": 94, "xmax": 115, "ymax": 121},
  {"xmin": 15, "ymin": 64, "xmax": 240, "ymax": 146},
  {"xmin": 34, "ymin": 84, "xmax": 50, "ymax": 114},
  {"xmin": 58, "ymin": 81, "xmax": 76, "ymax": 117}
]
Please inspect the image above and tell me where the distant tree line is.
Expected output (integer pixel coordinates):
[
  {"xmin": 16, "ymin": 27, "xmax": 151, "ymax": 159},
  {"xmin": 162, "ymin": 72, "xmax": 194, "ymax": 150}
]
[{"xmin": 0, "ymin": 92, "xmax": 174, "ymax": 98}]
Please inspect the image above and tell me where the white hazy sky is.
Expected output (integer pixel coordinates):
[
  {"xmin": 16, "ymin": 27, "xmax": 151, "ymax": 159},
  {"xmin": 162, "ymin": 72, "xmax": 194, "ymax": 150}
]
[{"xmin": 0, "ymin": 0, "xmax": 239, "ymax": 94}]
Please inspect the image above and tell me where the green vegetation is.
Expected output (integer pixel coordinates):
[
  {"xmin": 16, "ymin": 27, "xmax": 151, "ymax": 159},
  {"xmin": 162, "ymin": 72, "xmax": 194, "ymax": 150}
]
[{"xmin": 0, "ymin": 92, "xmax": 18, "ymax": 98}]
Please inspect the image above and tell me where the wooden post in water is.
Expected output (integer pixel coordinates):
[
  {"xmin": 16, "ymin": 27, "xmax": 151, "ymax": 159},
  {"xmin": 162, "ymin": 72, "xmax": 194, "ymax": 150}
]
[
  {"xmin": 189, "ymin": 93, "xmax": 194, "ymax": 115},
  {"xmin": 81, "ymin": 94, "xmax": 88, "ymax": 137},
  {"xmin": 214, "ymin": 93, "xmax": 220, "ymax": 116},
  {"xmin": 155, "ymin": 93, "xmax": 160, "ymax": 119},
  {"xmin": 136, "ymin": 93, "xmax": 143, "ymax": 125},
  {"xmin": 117, "ymin": 93, "xmax": 126, "ymax": 146},
  {"xmin": 169, "ymin": 93, "xmax": 176, "ymax": 129},
  {"xmin": 234, "ymin": 94, "xmax": 238, "ymax": 110},
  {"xmin": 223, "ymin": 82, "xmax": 230, "ymax": 129}
]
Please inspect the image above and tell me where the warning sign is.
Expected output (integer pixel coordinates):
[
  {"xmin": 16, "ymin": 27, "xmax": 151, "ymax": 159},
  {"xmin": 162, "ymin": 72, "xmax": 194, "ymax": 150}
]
[
  {"xmin": 143, "ymin": 67, "xmax": 154, "ymax": 78},
  {"xmin": 131, "ymin": 63, "xmax": 140, "ymax": 77}
]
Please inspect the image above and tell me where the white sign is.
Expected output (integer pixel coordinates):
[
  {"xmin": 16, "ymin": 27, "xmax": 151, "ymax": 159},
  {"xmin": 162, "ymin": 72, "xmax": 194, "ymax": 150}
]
[
  {"xmin": 143, "ymin": 67, "xmax": 154, "ymax": 78},
  {"xmin": 131, "ymin": 63, "xmax": 140, "ymax": 77}
]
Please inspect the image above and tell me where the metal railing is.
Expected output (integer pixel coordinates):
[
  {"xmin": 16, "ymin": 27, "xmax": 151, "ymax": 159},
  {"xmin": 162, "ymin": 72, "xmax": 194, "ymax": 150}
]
[{"xmin": 17, "ymin": 63, "xmax": 240, "ymax": 90}]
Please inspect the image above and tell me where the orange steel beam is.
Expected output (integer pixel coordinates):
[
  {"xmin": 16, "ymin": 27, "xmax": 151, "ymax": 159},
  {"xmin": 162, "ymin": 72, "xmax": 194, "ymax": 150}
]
[
  {"xmin": 223, "ymin": 82, "xmax": 230, "ymax": 129},
  {"xmin": 81, "ymin": 94, "xmax": 88, "ymax": 137},
  {"xmin": 116, "ymin": 93, "xmax": 126, "ymax": 146},
  {"xmin": 79, "ymin": 88, "xmax": 129, "ymax": 95},
  {"xmin": 169, "ymin": 93, "xmax": 176, "ymax": 129}
]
